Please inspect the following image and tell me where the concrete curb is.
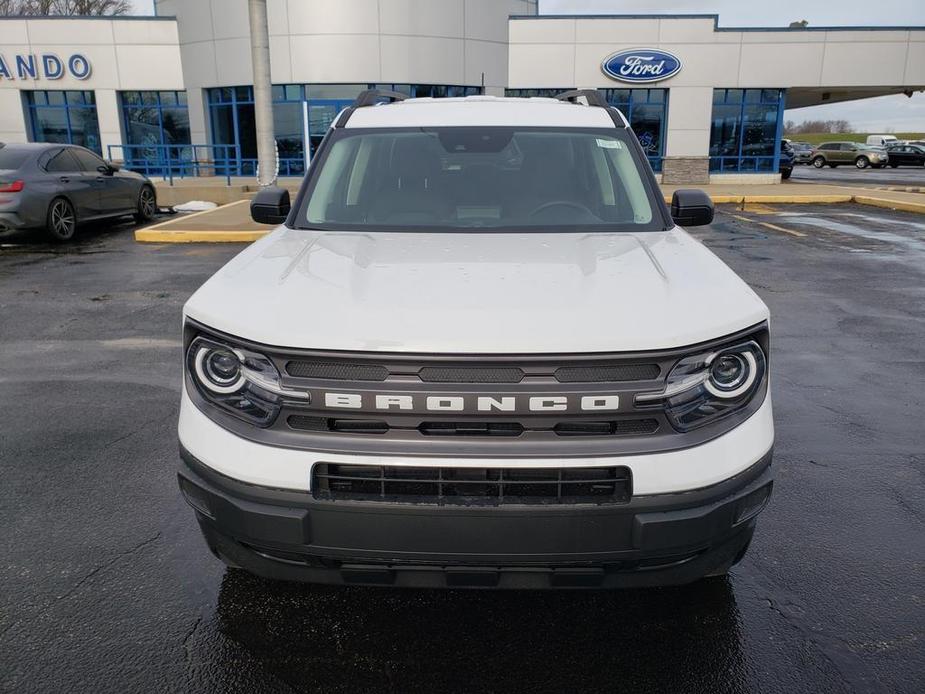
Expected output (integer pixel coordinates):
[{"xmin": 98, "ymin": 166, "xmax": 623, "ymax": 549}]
[{"xmin": 852, "ymin": 195, "xmax": 925, "ymax": 215}]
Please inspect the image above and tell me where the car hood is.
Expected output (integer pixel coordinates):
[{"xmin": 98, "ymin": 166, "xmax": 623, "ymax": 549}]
[{"xmin": 184, "ymin": 227, "xmax": 768, "ymax": 353}]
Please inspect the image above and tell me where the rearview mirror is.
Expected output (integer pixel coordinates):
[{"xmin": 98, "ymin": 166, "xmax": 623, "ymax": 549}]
[
  {"xmin": 251, "ymin": 186, "xmax": 291, "ymax": 225},
  {"xmin": 670, "ymin": 189, "xmax": 714, "ymax": 227},
  {"xmin": 97, "ymin": 164, "xmax": 118, "ymax": 175}
]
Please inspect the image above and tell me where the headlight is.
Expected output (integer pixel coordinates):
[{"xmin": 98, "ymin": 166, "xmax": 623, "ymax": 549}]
[
  {"xmin": 636, "ymin": 339, "xmax": 767, "ymax": 432},
  {"xmin": 186, "ymin": 335, "xmax": 307, "ymax": 426}
]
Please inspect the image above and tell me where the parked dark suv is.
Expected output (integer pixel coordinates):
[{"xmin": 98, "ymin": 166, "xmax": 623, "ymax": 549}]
[{"xmin": 779, "ymin": 141, "xmax": 794, "ymax": 179}]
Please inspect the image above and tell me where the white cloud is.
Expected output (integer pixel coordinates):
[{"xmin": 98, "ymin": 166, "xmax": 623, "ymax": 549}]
[{"xmin": 539, "ymin": 0, "xmax": 925, "ymax": 26}]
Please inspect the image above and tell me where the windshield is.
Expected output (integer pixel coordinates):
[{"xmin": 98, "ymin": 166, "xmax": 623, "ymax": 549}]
[{"xmin": 298, "ymin": 127, "xmax": 665, "ymax": 232}]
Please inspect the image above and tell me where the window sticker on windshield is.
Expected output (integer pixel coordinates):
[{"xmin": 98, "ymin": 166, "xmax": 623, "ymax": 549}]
[{"xmin": 596, "ymin": 139, "xmax": 622, "ymax": 149}]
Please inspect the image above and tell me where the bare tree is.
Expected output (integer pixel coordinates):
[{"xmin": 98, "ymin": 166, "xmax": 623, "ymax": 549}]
[
  {"xmin": 785, "ymin": 119, "xmax": 855, "ymax": 135},
  {"xmin": 1, "ymin": 0, "xmax": 131, "ymax": 14}
]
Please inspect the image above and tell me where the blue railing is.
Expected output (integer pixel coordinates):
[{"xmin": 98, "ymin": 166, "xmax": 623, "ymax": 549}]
[
  {"xmin": 106, "ymin": 143, "xmax": 241, "ymax": 185},
  {"xmin": 212, "ymin": 157, "xmax": 306, "ymax": 178},
  {"xmin": 108, "ymin": 144, "xmax": 307, "ymax": 182}
]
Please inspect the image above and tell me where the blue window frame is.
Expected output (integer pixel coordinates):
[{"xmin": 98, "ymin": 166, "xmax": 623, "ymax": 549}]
[
  {"xmin": 602, "ymin": 89, "xmax": 668, "ymax": 173},
  {"xmin": 503, "ymin": 88, "xmax": 668, "ymax": 172},
  {"xmin": 120, "ymin": 90, "xmax": 191, "ymax": 175},
  {"xmin": 709, "ymin": 89, "xmax": 785, "ymax": 173},
  {"xmin": 208, "ymin": 83, "xmax": 483, "ymax": 177},
  {"xmin": 25, "ymin": 90, "xmax": 101, "ymax": 154}
]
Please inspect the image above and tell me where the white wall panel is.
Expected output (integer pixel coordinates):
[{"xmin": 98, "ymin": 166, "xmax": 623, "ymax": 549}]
[
  {"xmin": 576, "ymin": 19, "xmax": 659, "ymax": 45},
  {"xmin": 286, "ymin": 0, "xmax": 380, "ymax": 35},
  {"xmin": 380, "ymin": 35, "xmax": 465, "ymax": 85},
  {"xmin": 0, "ymin": 90, "xmax": 28, "ymax": 142},
  {"xmin": 94, "ymin": 88, "xmax": 122, "ymax": 157},
  {"xmin": 381, "ymin": 0, "xmax": 465, "ymax": 38},
  {"xmin": 288, "ymin": 35, "xmax": 382, "ymax": 84}
]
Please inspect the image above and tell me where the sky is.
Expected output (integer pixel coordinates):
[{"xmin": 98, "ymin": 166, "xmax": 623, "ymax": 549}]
[{"xmin": 128, "ymin": 0, "xmax": 925, "ymax": 131}]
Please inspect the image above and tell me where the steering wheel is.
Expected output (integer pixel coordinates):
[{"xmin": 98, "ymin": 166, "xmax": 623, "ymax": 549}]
[{"xmin": 528, "ymin": 200, "xmax": 595, "ymax": 218}]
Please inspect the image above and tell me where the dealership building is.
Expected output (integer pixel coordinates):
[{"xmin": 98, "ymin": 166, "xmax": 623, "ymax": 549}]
[{"xmin": 0, "ymin": 0, "xmax": 922, "ymax": 183}]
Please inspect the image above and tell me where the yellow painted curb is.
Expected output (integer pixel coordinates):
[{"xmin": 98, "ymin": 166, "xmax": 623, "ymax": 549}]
[
  {"xmin": 662, "ymin": 194, "xmax": 744, "ymax": 204},
  {"xmin": 135, "ymin": 229, "xmax": 270, "ymax": 243},
  {"xmin": 663, "ymin": 194, "xmax": 854, "ymax": 205},
  {"xmin": 742, "ymin": 194, "xmax": 853, "ymax": 204},
  {"xmin": 853, "ymin": 196, "xmax": 925, "ymax": 215}
]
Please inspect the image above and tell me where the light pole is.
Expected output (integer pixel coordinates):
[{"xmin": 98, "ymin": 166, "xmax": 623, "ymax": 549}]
[{"xmin": 248, "ymin": 0, "xmax": 276, "ymax": 187}]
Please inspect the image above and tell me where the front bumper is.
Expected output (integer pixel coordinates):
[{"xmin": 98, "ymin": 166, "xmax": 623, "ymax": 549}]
[{"xmin": 179, "ymin": 446, "xmax": 773, "ymax": 589}]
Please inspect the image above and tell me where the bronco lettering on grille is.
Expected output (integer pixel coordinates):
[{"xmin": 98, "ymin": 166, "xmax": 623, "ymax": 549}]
[{"xmin": 322, "ymin": 392, "xmax": 620, "ymax": 412}]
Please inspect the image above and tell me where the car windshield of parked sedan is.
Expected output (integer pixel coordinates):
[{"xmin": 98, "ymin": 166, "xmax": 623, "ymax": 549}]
[{"xmin": 299, "ymin": 127, "xmax": 664, "ymax": 232}]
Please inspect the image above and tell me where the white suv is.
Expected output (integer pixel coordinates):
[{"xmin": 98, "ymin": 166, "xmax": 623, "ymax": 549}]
[{"xmin": 178, "ymin": 90, "xmax": 774, "ymax": 589}]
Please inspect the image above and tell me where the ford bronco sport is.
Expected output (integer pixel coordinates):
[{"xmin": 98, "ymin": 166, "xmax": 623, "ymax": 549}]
[{"xmin": 178, "ymin": 89, "xmax": 774, "ymax": 589}]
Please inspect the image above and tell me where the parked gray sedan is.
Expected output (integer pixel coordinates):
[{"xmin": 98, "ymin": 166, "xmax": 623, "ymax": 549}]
[{"xmin": 0, "ymin": 143, "xmax": 156, "ymax": 241}]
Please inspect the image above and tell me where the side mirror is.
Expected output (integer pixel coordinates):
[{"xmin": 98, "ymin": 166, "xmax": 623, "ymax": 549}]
[
  {"xmin": 670, "ymin": 189, "xmax": 714, "ymax": 227},
  {"xmin": 251, "ymin": 186, "xmax": 290, "ymax": 225},
  {"xmin": 97, "ymin": 164, "xmax": 117, "ymax": 175}
]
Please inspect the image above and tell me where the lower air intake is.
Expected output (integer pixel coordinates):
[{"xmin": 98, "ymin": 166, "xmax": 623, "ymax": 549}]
[{"xmin": 312, "ymin": 464, "xmax": 632, "ymax": 505}]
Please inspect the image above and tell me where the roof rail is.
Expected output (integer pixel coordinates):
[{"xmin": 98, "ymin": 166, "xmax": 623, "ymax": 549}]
[
  {"xmin": 354, "ymin": 89, "xmax": 409, "ymax": 107},
  {"xmin": 554, "ymin": 89, "xmax": 610, "ymax": 108},
  {"xmin": 335, "ymin": 89, "xmax": 409, "ymax": 128}
]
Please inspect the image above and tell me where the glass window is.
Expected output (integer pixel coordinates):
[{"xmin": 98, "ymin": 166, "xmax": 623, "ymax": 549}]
[
  {"xmin": 120, "ymin": 90, "xmax": 192, "ymax": 175},
  {"xmin": 709, "ymin": 88, "xmax": 784, "ymax": 173},
  {"xmin": 43, "ymin": 148, "xmax": 81, "ymax": 172},
  {"xmin": 299, "ymin": 127, "xmax": 661, "ymax": 233},
  {"xmin": 306, "ymin": 84, "xmax": 366, "ymax": 99},
  {"xmin": 25, "ymin": 91, "xmax": 101, "ymax": 154},
  {"xmin": 602, "ymin": 88, "xmax": 668, "ymax": 172},
  {"xmin": 504, "ymin": 88, "xmax": 566, "ymax": 98},
  {"xmin": 71, "ymin": 147, "xmax": 106, "ymax": 171},
  {"xmin": 273, "ymin": 101, "xmax": 305, "ymax": 176}
]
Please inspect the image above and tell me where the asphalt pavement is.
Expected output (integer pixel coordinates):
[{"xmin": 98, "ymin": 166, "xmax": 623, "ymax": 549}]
[{"xmin": 1, "ymin": 207, "xmax": 923, "ymax": 693}]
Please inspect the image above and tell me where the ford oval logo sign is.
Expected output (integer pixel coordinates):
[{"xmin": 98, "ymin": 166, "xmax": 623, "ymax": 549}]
[{"xmin": 601, "ymin": 49, "xmax": 681, "ymax": 83}]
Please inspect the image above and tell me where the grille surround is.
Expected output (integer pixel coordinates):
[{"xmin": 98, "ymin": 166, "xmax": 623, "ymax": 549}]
[{"xmin": 313, "ymin": 463, "xmax": 632, "ymax": 505}]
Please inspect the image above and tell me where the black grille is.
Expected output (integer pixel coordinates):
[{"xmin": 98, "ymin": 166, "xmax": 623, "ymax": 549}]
[
  {"xmin": 419, "ymin": 421, "xmax": 524, "ymax": 436},
  {"xmin": 418, "ymin": 366, "xmax": 525, "ymax": 383},
  {"xmin": 555, "ymin": 363, "xmax": 659, "ymax": 382},
  {"xmin": 289, "ymin": 415, "xmax": 659, "ymax": 438},
  {"xmin": 288, "ymin": 415, "xmax": 388, "ymax": 435},
  {"xmin": 286, "ymin": 361, "xmax": 388, "ymax": 381},
  {"xmin": 313, "ymin": 464, "xmax": 632, "ymax": 504},
  {"xmin": 554, "ymin": 418, "xmax": 659, "ymax": 436}
]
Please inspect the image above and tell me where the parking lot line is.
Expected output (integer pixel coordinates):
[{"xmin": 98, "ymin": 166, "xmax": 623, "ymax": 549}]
[
  {"xmin": 757, "ymin": 221, "xmax": 807, "ymax": 237},
  {"xmin": 743, "ymin": 203, "xmax": 777, "ymax": 215},
  {"xmin": 725, "ymin": 212, "xmax": 807, "ymax": 238}
]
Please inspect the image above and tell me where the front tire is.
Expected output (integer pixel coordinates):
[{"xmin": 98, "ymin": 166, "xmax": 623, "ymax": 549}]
[
  {"xmin": 134, "ymin": 185, "xmax": 157, "ymax": 224},
  {"xmin": 45, "ymin": 197, "xmax": 77, "ymax": 242},
  {"xmin": 812, "ymin": 156, "xmax": 826, "ymax": 168},
  {"xmin": 855, "ymin": 156, "xmax": 870, "ymax": 169}
]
